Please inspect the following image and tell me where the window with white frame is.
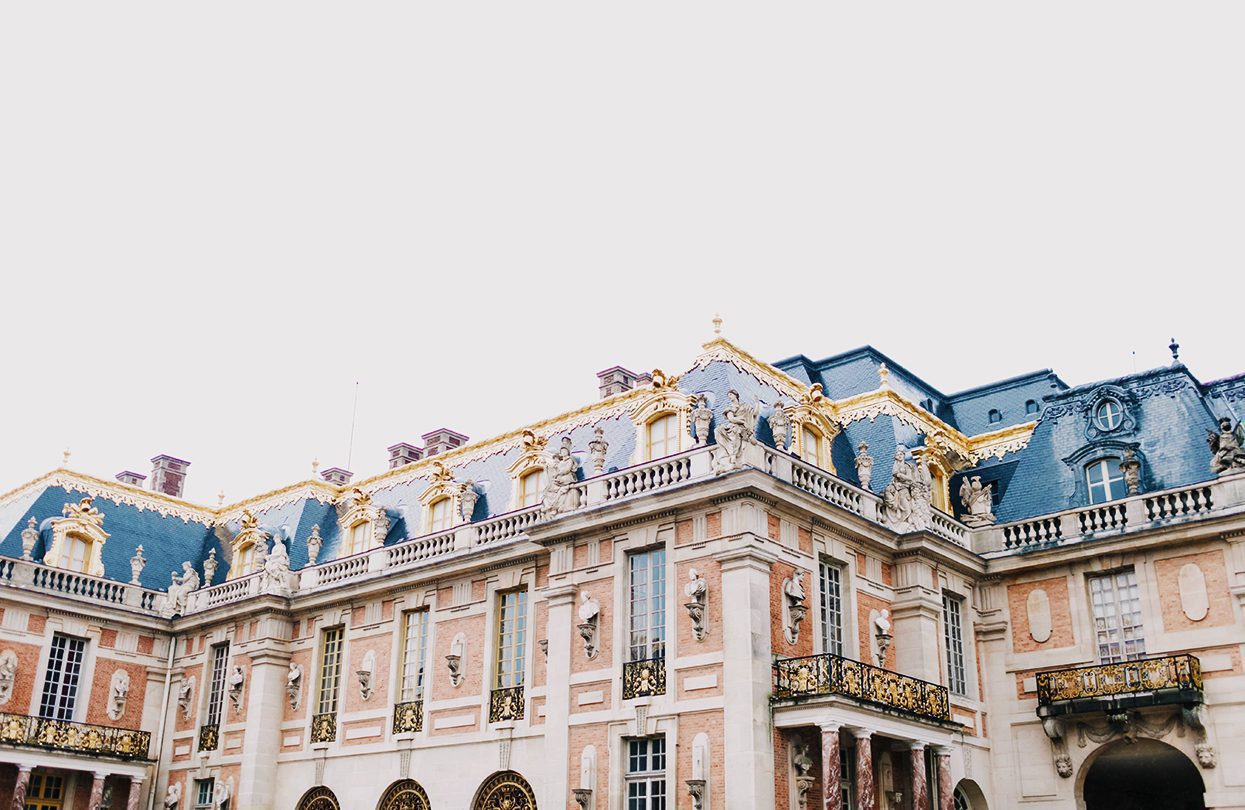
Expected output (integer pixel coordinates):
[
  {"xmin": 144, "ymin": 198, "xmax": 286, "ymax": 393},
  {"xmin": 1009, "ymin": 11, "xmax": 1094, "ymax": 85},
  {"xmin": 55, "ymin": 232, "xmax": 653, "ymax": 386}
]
[
  {"xmin": 206, "ymin": 643, "xmax": 228, "ymax": 726},
  {"xmin": 1089, "ymin": 569, "xmax": 1145, "ymax": 663},
  {"xmin": 1094, "ymin": 398, "xmax": 1123, "ymax": 432},
  {"xmin": 399, "ymin": 610, "xmax": 429, "ymax": 702},
  {"xmin": 1086, "ymin": 458, "xmax": 1127, "ymax": 504},
  {"xmin": 646, "ymin": 413, "xmax": 680, "ymax": 460},
  {"xmin": 61, "ymin": 534, "xmax": 91, "ymax": 573},
  {"xmin": 317, "ymin": 627, "xmax": 344, "ymax": 714},
  {"xmin": 518, "ymin": 469, "xmax": 546, "ymax": 508},
  {"xmin": 346, "ymin": 521, "xmax": 371, "ymax": 555},
  {"xmin": 194, "ymin": 779, "xmax": 215, "ymax": 810},
  {"xmin": 495, "ymin": 590, "xmax": 528, "ymax": 689},
  {"xmin": 942, "ymin": 594, "xmax": 967, "ymax": 696},
  {"xmin": 626, "ymin": 736, "xmax": 667, "ymax": 810},
  {"xmin": 818, "ymin": 560, "xmax": 844, "ymax": 657},
  {"xmin": 38, "ymin": 634, "xmax": 86, "ymax": 720},
  {"xmin": 629, "ymin": 548, "xmax": 667, "ymax": 662}
]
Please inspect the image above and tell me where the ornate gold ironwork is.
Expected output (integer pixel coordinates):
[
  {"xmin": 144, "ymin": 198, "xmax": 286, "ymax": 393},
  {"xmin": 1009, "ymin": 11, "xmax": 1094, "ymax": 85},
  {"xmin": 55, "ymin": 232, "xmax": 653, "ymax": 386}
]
[
  {"xmin": 392, "ymin": 700, "xmax": 423, "ymax": 734},
  {"xmin": 310, "ymin": 711, "xmax": 337, "ymax": 743},
  {"xmin": 1036, "ymin": 654, "xmax": 1203, "ymax": 706},
  {"xmin": 488, "ymin": 686, "xmax": 525, "ymax": 723},
  {"xmin": 197, "ymin": 722, "xmax": 219, "ymax": 752},
  {"xmin": 295, "ymin": 786, "xmax": 341, "ymax": 810},
  {"xmin": 0, "ymin": 712, "xmax": 151, "ymax": 760},
  {"xmin": 473, "ymin": 770, "xmax": 537, "ymax": 810},
  {"xmin": 772, "ymin": 654, "xmax": 951, "ymax": 723},
  {"xmin": 623, "ymin": 657, "xmax": 667, "ymax": 700},
  {"xmin": 377, "ymin": 779, "xmax": 431, "ymax": 810}
]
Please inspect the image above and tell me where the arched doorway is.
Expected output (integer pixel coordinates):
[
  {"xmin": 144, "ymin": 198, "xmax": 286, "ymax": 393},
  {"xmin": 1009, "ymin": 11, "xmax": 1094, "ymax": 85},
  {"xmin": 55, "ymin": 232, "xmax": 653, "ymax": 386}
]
[
  {"xmin": 471, "ymin": 771, "xmax": 537, "ymax": 810},
  {"xmin": 953, "ymin": 778, "xmax": 988, "ymax": 810},
  {"xmin": 1081, "ymin": 739, "xmax": 1204, "ymax": 810},
  {"xmin": 295, "ymin": 786, "xmax": 341, "ymax": 810},
  {"xmin": 377, "ymin": 779, "xmax": 431, "ymax": 810}
]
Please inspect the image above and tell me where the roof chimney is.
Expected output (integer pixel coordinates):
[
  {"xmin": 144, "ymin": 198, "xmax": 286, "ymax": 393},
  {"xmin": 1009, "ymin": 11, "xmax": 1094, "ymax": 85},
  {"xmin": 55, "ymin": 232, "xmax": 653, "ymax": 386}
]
[
  {"xmin": 320, "ymin": 467, "xmax": 353, "ymax": 486},
  {"xmin": 387, "ymin": 442, "xmax": 425, "ymax": 469},
  {"xmin": 149, "ymin": 455, "xmax": 190, "ymax": 498},
  {"xmin": 421, "ymin": 429, "xmax": 469, "ymax": 457},
  {"xmin": 116, "ymin": 470, "xmax": 147, "ymax": 487},
  {"xmin": 597, "ymin": 366, "xmax": 641, "ymax": 398}
]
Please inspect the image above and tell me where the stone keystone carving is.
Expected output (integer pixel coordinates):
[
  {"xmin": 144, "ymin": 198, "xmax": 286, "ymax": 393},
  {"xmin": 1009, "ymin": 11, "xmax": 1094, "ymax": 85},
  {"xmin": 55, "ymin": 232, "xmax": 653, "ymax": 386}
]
[
  {"xmin": 1208, "ymin": 417, "xmax": 1245, "ymax": 475},
  {"xmin": 958, "ymin": 476, "xmax": 996, "ymax": 527},
  {"xmin": 712, "ymin": 390, "xmax": 758, "ymax": 473},
  {"xmin": 782, "ymin": 571, "xmax": 807, "ymax": 645},
  {"xmin": 684, "ymin": 568, "xmax": 708, "ymax": 641},
  {"xmin": 577, "ymin": 592, "xmax": 600, "ymax": 659}
]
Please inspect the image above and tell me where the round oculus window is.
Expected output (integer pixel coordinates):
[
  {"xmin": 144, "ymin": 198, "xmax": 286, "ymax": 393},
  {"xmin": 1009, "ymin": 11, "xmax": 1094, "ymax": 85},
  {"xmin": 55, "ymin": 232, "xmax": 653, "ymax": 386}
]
[{"xmin": 1094, "ymin": 399, "xmax": 1123, "ymax": 431}]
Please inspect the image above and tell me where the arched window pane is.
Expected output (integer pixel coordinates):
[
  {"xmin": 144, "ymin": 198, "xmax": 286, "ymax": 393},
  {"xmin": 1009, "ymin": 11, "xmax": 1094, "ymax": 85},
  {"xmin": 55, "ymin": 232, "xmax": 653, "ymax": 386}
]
[
  {"xmin": 1086, "ymin": 458, "xmax": 1127, "ymax": 504},
  {"xmin": 647, "ymin": 414, "xmax": 678, "ymax": 460},
  {"xmin": 430, "ymin": 499, "xmax": 451, "ymax": 532},
  {"xmin": 519, "ymin": 469, "xmax": 546, "ymax": 508},
  {"xmin": 802, "ymin": 427, "xmax": 822, "ymax": 468}
]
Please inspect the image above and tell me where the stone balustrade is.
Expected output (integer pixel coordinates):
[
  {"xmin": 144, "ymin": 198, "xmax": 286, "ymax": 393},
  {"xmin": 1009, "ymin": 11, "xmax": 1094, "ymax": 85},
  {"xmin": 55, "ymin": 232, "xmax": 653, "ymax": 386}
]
[{"xmin": 0, "ymin": 557, "xmax": 162, "ymax": 614}]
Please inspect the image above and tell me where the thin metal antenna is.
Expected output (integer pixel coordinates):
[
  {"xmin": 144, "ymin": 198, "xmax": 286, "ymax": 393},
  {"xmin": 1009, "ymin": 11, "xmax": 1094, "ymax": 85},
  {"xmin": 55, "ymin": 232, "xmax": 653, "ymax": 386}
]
[
  {"xmin": 346, "ymin": 381, "xmax": 360, "ymax": 471},
  {"xmin": 1132, "ymin": 351, "xmax": 1137, "ymax": 373}
]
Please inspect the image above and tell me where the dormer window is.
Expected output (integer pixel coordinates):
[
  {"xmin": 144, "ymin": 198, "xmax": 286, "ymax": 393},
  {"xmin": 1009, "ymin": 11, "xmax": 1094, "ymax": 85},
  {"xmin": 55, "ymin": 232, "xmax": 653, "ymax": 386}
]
[
  {"xmin": 1094, "ymin": 399, "xmax": 1123, "ymax": 432},
  {"xmin": 1086, "ymin": 458, "xmax": 1127, "ymax": 504},
  {"xmin": 228, "ymin": 511, "xmax": 269, "ymax": 579},
  {"xmin": 234, "ymin": 542, "xmax": 256, "ymax": 576},
  {"xmin": 1025, "ymin": 399, "xmax": 1039, "ymax": 415},
  {"xmin": 646, "ymin": 413, "xmax": 680, "ymax": 460},
  {"xmin": 346, "ymin": 520, "xmax": 372, "ymax": 555},
  {"xmin": 800, "ymin": 425, "xmax": 825, "ymax": 469},
  {"xmin": 988, "ymin": 409, "xmax": 1002, "ymax": 424},
  {"xmin": 428, "ymin": 497, "xmax": 452, "ymax": 533},
  {"xmin": 46, "ymin": 498, "xmax": 109, "ymax": 578},
  {"xmin": 519, "ymin": 469, "xmax": 546, "ymax": 508},
  {"xmin": 336, "ymin": 488, "xmax": 390, "ymax": 556},
  {"xmin": 62, "ymin": 534, "xmax": 91, "ymax": 573}
]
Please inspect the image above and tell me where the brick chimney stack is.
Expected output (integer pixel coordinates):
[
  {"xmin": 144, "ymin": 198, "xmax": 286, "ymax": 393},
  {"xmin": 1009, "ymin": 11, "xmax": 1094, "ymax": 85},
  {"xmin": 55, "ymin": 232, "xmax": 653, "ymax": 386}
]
[
  {"xmin": 116, "ymin": 470, "xmax": 147, "ymax": 487},
  {"xmin": 421, "ymin": 429, "xmax": 469, "ymax": 457},
  {"xmin": 149, "ymin": 455, "xmax": 190, "ymax": 498},
  {"xmin": 597, "ymin": 366, "xmax": 641, "ymax": 398},
  {"xmin": 387, "ymin": 443, "xmax": 424, "ymax": 469},
  {"xmin": 321, "ymin": 467, "xmax": 353, "ymax": 486}
]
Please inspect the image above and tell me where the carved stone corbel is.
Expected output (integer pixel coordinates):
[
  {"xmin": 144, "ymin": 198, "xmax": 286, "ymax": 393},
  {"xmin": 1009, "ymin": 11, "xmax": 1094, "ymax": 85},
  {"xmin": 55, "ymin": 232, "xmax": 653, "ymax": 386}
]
[
  {"xmin": 577, "ymin": 593, "xmax": 600, "ymax": 659},
  {"xmin": 684, "ymin": 569, "xmax": 708, "ymax": 642},
  {"xmin": 686, "ymin": 780, "xmax": 706, "ymax": 810},
  {"xmin": 447, "ymin": 634, "xmax": 466, "ymax": 688}
]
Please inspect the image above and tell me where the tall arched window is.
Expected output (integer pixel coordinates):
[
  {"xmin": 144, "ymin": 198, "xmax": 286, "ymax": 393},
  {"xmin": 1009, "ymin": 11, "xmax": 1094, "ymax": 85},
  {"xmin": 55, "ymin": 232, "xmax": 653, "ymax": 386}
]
[
  {"xmin": 646, "ymin": 413, "xmax": 679, "ymax": 460},
  {"xmin": 801, "ymin": 426, "xmax": 824, "ymax": 468},
  {"xmin": 518, "ymin": 469, "xmax": 546, "ymax": 508},
  {"xmin": 347, "ymin": 521, "xmax": 371, "ymax": 555},
  {"xmin": 62, "ymin": 534, "xmax": 91, "ymax": 573},
  {"xmin": 234, "ymin": 542, "xmax": 256, "ymax": 576},
  {"xmin": 428, "ymin": 498, "xmax": 452, "ymax": 533},
  {"xmin": 1086, "ymin": 458, "xmax": 1127, "ymax": 504}
]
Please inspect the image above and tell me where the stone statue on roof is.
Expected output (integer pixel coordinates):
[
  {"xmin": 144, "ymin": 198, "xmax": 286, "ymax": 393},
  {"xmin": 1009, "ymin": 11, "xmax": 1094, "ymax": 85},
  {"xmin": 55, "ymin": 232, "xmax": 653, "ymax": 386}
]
[
  {"xmin": 768, "ymin": 400, "xmax": 791, "ymax": 452},
  {"xmin": 712, "ymin": 390, "xmax": 758, "ymax": 472},
  {"xmin": 959, "ymin": 475, "xmax": 996, "ymax": 527},
  {"xmin": 588, "ymin": 427, "xmax": 609, "ymax": 474},
  {"xmin": 691, "ymin": 395, "xmax": 713, "ymax": 447},
  {"xmin": 880, "ymin": 446, "xmax": 932, "ymax": 533},
  {"xmin": 541, "ymin": 438, "xmax": 582, "ymax": 518},
  {"xmin": 459, "ymin": 480, "xmax": 479, "ymax": 522},
  {"xmin": 855, "ymin": 442, "xmax": 874, "ymax": 490},
  {"xmin": 1208, "ymin": 417, "xmax": 1245, "ymax": 475},
  {"xmin": 261, "ymin": 537, "xmax": 292, "ymax": 596}
]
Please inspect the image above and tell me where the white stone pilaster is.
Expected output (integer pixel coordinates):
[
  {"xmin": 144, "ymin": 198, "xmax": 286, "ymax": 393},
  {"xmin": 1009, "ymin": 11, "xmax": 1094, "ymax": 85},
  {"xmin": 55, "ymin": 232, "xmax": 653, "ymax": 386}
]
[
  {"xmin": 238, "ymin": 646, "xmax": 291, "ymax": 809},
  {"xmin": 542, "ymin": 583, "xmax": 577, "ymax": 810}
]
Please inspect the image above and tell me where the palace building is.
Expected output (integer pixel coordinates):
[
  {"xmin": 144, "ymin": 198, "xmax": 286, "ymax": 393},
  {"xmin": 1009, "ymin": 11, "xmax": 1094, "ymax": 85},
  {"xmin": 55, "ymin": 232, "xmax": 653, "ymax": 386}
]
[{"xmin": 1, "ymin": 332, "xmax": 1243, "ymax": 810}]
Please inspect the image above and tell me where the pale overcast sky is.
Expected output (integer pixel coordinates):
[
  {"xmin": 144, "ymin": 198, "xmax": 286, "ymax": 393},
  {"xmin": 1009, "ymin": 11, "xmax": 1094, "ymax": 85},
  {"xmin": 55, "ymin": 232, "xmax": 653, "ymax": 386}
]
[{"xmin": 1, "ymin": 3, "xmax": 1240, "ymax": 504}]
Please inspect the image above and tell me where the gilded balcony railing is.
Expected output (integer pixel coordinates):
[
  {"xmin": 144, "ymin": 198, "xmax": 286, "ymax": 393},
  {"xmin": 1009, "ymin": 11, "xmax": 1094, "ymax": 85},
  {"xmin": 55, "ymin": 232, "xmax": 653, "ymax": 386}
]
[
  {"xmin": 488, "ymin": 686, "xmax": 525, "ymax": 723},
  {"xmin": 392, "ymin": 700, "xmax": 423, "ymax": 734},
  {"xmin": 773, "ymin": 654, "xmax": 951, "ymax": 723},
  {"xmin": 310, "ymin": 712, "xmax": 337, "ymax": 744},
  {"xmin": 622, "ymin": 657, "xmax": 667, "ymax": 700},
  {"xmin": 197, "ymin": 722, "xmax": 219, "ymax": 752},
  {"xmin": 1036, "ymin": 654, "xmax": 1203, "ymax": 710},
  {"xmin": 0, "ymin": 712, "xmax": 151, "ymax": 760}
]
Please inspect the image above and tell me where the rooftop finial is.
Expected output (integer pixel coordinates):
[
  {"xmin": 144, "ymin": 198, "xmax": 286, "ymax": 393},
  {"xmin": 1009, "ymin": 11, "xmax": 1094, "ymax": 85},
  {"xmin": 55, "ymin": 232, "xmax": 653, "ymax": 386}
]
[
  {"xmin": 712, "ymin": 313, "xmax": 722, "ymax": 336},
  {"xmin": 1169, "ymin": 337, "xmax": 1181, "ymax": 364},
  {"xmin": 878, "ymin": 362, "xmax": 890, "ymax": 389},
  {"xmin": 311, "ymin": 458, "xmax": 320, "ymax": 476},
  {"xmin": 62, "ymin": 448, "xmax": 71, "ymax": 466},
  {"xmin": 217, "ymin": 490, "xmax": 226, "ymax": 508}
]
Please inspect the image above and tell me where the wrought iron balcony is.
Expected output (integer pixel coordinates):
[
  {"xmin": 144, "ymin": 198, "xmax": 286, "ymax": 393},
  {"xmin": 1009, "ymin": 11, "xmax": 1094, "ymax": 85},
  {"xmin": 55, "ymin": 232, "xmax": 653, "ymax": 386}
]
[
  {"xmin": 488, "ymin": 686, "xmax": 525, "ymax": 723},
  {"xmin": 392, "ymin": 700, "xmax": 423, "ymax": 734},
  {"xmin": 197, "ymin": 722, "xmax": 219, "ymax": 752},
  {"xmin": 309, "ymin": 712, "xmax": 337, "ymax": 743},
  {"xmin": 623, "ymin": 656, "xmax": 667, "ymax": 700},
  {"xmin": 1036, "ymin": 654, "xmax": 1203, "ymax": 717},
  {"xmin": 0, "ymin": 712, "xmax": 151, "ymax": 760},
  {"xmin": 773, "ymin": 654, "xmax": 951, "ymax": 724}
]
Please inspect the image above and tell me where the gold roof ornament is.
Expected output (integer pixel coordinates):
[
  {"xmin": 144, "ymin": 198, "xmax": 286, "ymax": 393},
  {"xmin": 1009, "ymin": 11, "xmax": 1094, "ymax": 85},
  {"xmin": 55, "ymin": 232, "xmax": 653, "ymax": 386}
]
[
  {"xmin": 239, "ymin": 510, "xmax": 261, "ymax": 531},
  {"xmin": 62, "ymin": 497, "xmax": 104, "ymax": 527},
  {"xmin": 712, "ymin": 313, "xmax": 722, "ymax": 336},
  {"xmin": 520, "ymin": 430, "xmax": 548, "ymax": 453},
  {"xmin": 62, "ymin": 448, "xmax": 71, "ymax": 466},
  {"xmin": 878, "ymin": 363, "xmax": 890, "ymax": 389},
  {"xmin": 429, "ymin": 460, "xmax": 455, "ymax": 485},
  {"xmin": 650, "ymin": 369, "xmax": 669, "ymax": 389},
  {"xmin": 800, "ymin": 383, "xmax": 825, "ymax": 407}
]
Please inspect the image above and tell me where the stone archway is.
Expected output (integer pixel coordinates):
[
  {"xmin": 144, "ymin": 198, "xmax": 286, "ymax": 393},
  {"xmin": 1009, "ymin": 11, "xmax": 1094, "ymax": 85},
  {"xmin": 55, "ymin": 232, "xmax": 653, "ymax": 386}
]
[
  {"xmin": 1080, "ymin": 738, "xmax": 1204, "ymax": 810},
  {"xmin": 952, "ymin": 778, "xmax": 988, "ymax": 810},
  {"xmin": 295, "ymin": 786, "xmax": 341, "ymax": 810},
  {"xmin": 376, "ymin": 779, "xmax": 431, "ymax": 810},
  {"xmin": 471, "ymin": 771, "xmax": 537, "ymax": 810}
]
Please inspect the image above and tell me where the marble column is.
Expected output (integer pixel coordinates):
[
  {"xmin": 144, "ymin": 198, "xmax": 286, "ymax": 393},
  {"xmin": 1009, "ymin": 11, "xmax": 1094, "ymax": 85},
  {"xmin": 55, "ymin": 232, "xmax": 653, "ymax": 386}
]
[
  {"xmin": 935, "ymin": 747, "xmax": 953, "ymax": 810},
  {"xmin": 11, "ymin": 765, "xmax": 32, "ymax": 810},
  {"xmin": 87, "ymin": 772, "xmax": 107, "ymax": 810},
  {"xmin": 909, "ymin": 743, "xmax": 929, "ymax": 810},
  {"xmin": 820, "ymin": 724, "xmax": 841, "ymax": 810},
  {"xmin": 126, "ymin": 776, "xmax": 144, "ymax": 810},
  {"xmin": 854, "ymin": 730, "xmax": 875, "ymax": 810}
]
